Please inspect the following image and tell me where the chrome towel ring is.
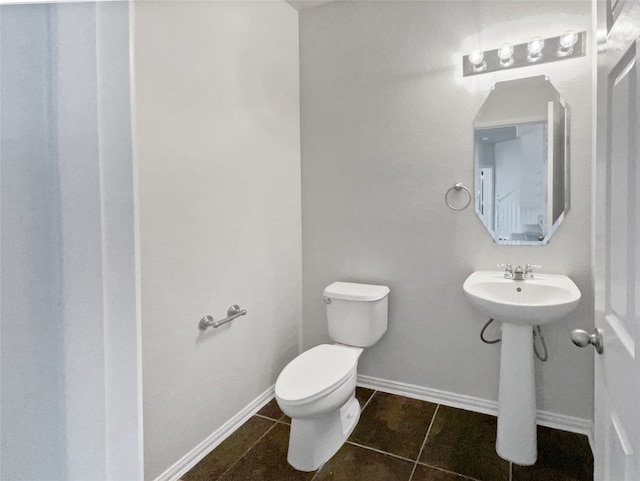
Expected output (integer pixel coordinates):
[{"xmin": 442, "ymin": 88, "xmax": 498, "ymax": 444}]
[{"xmin": 445, "ymin": 183, "xmax": 472, "ymax": 211}]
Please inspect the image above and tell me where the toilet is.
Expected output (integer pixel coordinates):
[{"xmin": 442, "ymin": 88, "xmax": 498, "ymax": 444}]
[{"xmin": 275, "ymin": 281, "xmax": 390, "ymax": 471}]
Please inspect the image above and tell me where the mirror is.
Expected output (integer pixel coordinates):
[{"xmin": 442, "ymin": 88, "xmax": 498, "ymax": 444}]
[{"xmin": 473, "ymin": 76, "xmax": 569, "ymax": 245}]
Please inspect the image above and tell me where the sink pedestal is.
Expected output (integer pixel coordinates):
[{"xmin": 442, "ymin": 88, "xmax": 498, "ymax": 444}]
[
  {"xmin": 463, "ymin": 271, "xmax": 582, "ymax": 465},
  {"xmin": 496, "ymin": 322, "xmax": 537, "ymax": 465}
]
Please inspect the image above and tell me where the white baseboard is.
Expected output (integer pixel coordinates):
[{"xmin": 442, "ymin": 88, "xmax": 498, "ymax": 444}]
[
  {"xmin": 153, "ymin": 385, "xmax": 275, "ymax": 481},
  {"xmin": 357, "ymin": 374, "xmax": 593, "ymax": 440}
]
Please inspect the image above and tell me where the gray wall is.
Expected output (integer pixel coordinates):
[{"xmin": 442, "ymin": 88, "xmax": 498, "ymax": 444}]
[
  {"xmin": 0, "ymin": 5, "xmax": 66, "ymax": 479},
  {"xmin": 56, "ymin": 4, "xmax": 141, "ymax": 479},
  {"xmin": 133, "ymin": 2, "xmax": 301, "ymax": 479},
  {"xmin": 300, "ymin": 0, "xmax": 593, "ymax": 421},
  {"xmin": 1, "ymin": 3, "xmax": 141, "ymax": 479}
]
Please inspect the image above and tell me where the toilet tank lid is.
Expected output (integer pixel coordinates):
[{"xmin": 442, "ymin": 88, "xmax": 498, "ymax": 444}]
[{"xmin": 324, "ymin": 281, "xmax": 390, "ymax": 301}]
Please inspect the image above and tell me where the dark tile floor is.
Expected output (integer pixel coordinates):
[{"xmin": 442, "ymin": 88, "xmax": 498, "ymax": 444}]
[{"xmin": 181, "ymin": 388, "xmax": 593, "ymax": 481}]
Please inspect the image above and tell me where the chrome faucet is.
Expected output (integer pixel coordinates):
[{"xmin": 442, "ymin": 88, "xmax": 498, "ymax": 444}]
[
  {"xmin": 498, "ymin": 263, "xmax": 541, "ymax": 280},
  {"xmin": 513, "ymin": 265, "xmax": 525, "ymax": 280}
]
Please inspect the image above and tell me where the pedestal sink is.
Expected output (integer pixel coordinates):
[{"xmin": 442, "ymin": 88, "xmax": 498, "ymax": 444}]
[{"xmin": 463, "ymin": 271, "xmax": 581, "ymax": 465}]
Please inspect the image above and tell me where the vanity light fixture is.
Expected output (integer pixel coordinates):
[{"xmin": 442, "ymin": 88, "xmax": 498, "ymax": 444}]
[
  {"xmin": 498, "ymin": 43, "xmax": 515, "ymax": 67},
  {"xmin": 463, "ymin": 31, "xmax": 586, "ymax": 77},
  {"xmin": 527, "ymin": 36, "xmax": 544, "ymax": 62},
  {"xmin": 469, "ymin": 48, "xmax": 487, "ymax": 72},
  {"xmin": 558, "ymin": 30, "xmax": 578, "ymax": 56}
]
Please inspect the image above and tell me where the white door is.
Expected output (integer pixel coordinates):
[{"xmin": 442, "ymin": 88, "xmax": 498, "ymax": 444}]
[{"xmin": 591, "ymin": 1, "xmax": 640, "ymax": 480}]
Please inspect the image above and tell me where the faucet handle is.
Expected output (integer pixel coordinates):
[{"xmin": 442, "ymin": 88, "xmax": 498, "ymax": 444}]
[
  {"xmin": 525, "ymin": 264, "xmax": 542, "ymax": 278},
  {"xmin": 497, "ymin": 263, "xmax": 513, "ymax": 278}
]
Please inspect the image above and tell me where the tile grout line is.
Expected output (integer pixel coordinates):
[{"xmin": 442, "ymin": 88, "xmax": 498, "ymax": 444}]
[
  {"xmin": 345, "ymin": 441, "xmax": 417, "ymax": 464},
  {"xmin": 214, "ymin": 417, "xmax": 280, "ymax": 481},
  {"xmin": 254, "ymin": 413, "xmax": 277, "ymax": 421},
  {"xmin": 408, "ymin": 404, "xmax": 439, "ymax": 481},
  {"xmin": 309, "ymin": 463, "xmax": 323, "ymax": 481},
  {"xmin": 255, "ymin": 412, "xmax": 290, "ymax": 426},
  {"xmin": 360, "ymin": 389, "xmax": 377, "ymax": 411},
  {"xmin": 416, "ymin": 462, "xmax": 483, "ymax": 481}
]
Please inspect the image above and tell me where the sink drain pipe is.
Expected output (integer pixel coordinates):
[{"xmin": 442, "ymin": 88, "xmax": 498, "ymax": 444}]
[
  {"xmin": 480, "ymin": 318, "xmax": 548, "ymax": 361},
  {"xmin": 480, "ymin": 318, "xmax": 501, "ymax": 344}
]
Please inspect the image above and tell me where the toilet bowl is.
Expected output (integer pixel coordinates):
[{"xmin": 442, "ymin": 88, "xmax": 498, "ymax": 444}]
[
  {"xmin": 276, "ymin": 344, "xmax": 362, "ymax": 418},
  {"xmin": 275, "ymin": 344, "xmax": 363, "ymax": 471},
  {"xmin": 275, "ymin": 281, "xmax": 390, "ymax": 472}
]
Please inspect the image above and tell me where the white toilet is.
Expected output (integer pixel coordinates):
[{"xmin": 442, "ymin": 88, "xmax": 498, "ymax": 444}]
[{"xmin": 275, "ymin": 281, "xmax": 390, "ymax": 471}]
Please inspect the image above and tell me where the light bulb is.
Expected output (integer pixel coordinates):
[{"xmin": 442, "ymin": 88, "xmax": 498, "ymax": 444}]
[
  {"xmin": 468, "ymin": 48, "xmax": 487, "ymax": 72},
  {"xmin": 498, "ymin": 43, "xmax": 514, "ymax": 67},
  {"xmin": 527, "ymin": 36, "xmax": 544, "ymax": 62},
  {"xmin": 558, "ymin": 30, "xmax": 578, "ymax": 56}
]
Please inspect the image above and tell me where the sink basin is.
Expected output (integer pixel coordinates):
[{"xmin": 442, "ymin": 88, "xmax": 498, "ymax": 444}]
[{"xmin": 463, "ymin": 270, "xmax": 581, "ymax": 325}]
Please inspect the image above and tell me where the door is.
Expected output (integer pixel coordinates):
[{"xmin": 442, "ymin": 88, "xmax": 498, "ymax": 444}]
[
  {"xmin": 593, "ymin": 1, "xmax": 640, "ymax": 479},
  {"xmin": 479, "ymin": 167, "xmax": 494, "ymax": 229}
]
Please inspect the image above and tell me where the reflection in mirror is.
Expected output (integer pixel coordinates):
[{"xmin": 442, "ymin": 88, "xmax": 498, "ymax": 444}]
[{"xmin": 474, "ymin": 76, "xmax": 569, "ymax": 245}]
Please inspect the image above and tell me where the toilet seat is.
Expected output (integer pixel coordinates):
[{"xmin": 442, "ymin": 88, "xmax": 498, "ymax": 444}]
[{"xmin": 275, "ymin": 344, "xmax": 359, "ymax": 406}]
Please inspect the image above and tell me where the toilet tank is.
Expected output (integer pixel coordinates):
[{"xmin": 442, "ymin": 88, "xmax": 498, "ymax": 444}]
[{"xmin": 323, "ymin": 281, "xmax": 390, "ymax": 347}]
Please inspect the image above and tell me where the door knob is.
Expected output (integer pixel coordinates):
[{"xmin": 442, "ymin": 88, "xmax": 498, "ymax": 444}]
[{"xmin": 571, "ymin": 328, "xmax": 604, "ymax": 354}]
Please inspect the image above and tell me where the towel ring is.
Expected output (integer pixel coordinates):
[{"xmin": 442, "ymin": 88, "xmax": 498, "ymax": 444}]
[{"xmin": 445, "ymin": 183, "xmax": 472, "ymax": 211}]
